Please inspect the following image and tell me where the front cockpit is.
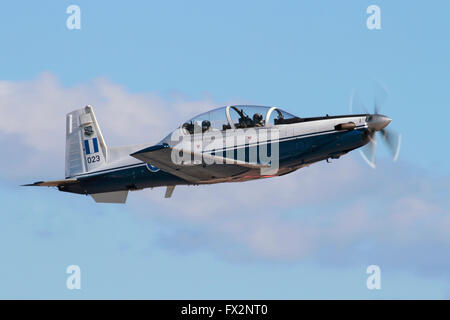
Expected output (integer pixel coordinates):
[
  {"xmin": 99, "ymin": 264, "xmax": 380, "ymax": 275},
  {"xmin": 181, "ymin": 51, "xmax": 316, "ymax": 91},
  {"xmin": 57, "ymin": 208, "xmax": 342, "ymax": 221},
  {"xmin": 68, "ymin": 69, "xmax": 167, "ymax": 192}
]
[{"xmin": 180, "ymin": 105, "xmax": 300, "ymax": 135}]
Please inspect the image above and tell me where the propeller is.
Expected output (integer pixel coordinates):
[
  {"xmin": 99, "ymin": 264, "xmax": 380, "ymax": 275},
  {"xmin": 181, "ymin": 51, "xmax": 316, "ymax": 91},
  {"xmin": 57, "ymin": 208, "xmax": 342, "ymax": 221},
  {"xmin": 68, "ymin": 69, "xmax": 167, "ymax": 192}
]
[{"xmin": 349, "ymin": 84, "xmax": 402, "ymax": 169}]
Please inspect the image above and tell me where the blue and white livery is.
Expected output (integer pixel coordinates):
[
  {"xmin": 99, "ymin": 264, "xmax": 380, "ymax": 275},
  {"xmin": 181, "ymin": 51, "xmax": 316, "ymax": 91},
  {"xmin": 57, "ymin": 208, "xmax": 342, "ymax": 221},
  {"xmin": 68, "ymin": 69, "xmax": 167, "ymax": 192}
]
[{"xmin": 25, "ymin": 104, "xmax": 399, "ymax": 203}]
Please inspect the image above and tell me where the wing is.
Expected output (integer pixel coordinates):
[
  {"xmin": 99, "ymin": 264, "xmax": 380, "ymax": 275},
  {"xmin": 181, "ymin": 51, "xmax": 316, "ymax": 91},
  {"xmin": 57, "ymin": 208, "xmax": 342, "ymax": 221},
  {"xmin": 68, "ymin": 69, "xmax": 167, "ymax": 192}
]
[{"xmin": 130, "ymin": 144, "xmax": 269, "ymax": 183}]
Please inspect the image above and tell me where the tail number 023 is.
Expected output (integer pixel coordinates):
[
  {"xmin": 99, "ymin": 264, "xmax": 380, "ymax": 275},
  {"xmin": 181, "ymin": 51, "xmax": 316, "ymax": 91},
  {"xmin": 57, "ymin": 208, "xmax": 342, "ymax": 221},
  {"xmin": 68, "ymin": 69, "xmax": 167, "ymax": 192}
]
[{"xmin": 87, "ymin": 155, "xmax": 100, "ymax": 163}]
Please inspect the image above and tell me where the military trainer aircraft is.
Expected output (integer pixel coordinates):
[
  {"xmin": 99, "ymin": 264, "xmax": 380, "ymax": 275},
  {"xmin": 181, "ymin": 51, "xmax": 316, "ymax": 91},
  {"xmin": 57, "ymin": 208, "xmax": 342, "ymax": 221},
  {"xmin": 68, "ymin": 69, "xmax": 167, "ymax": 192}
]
[{"xmin": 25, "ymin": 102, "xmax": 400, "ymax": 203}]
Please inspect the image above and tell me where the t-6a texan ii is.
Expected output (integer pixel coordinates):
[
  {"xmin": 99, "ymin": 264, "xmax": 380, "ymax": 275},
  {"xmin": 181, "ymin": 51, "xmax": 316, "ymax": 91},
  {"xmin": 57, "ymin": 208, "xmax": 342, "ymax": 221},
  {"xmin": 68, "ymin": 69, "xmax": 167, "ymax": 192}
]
[{"xmin": 25, "ymin": 103, "xmax": 400, "ymax": 203}]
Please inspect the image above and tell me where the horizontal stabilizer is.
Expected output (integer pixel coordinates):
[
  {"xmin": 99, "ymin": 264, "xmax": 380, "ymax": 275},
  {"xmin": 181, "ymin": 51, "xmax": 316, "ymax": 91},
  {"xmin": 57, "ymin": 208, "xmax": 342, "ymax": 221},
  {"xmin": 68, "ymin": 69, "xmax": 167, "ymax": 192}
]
[{"xmin": 22, "ymin": 179, "xmax": 78, "ymax": 187}]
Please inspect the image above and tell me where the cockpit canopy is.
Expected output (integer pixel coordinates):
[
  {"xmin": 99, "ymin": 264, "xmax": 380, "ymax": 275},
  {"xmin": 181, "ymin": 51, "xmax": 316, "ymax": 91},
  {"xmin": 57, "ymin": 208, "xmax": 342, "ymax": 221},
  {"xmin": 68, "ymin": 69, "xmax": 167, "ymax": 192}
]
[{"xmin": 180, "ymin": 105, "xmax": 299, "ymax": 134}]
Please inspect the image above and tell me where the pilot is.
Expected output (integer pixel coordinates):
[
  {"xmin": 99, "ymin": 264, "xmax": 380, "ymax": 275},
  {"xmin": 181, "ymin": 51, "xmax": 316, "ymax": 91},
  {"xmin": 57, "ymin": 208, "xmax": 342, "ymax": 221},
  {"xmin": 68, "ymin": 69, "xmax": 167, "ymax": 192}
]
[
  {"xmin": 201, "ymin": 120, "xmax": 211, "ymax": 133},
  {"xmin": 182, "ymin": 122, "xmax": 194, "ymax": 134},
  {"xmin": 253, "ymin": 113, "xmax": 264, "ymax": 127}
]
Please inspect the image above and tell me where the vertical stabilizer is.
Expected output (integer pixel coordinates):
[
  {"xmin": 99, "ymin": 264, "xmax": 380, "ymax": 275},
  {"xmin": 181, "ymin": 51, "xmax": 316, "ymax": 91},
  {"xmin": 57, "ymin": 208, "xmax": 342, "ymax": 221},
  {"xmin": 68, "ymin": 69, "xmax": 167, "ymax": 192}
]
[{"xmin": 65, "ymin": 105, "xmax": 108, "ymax": 178}]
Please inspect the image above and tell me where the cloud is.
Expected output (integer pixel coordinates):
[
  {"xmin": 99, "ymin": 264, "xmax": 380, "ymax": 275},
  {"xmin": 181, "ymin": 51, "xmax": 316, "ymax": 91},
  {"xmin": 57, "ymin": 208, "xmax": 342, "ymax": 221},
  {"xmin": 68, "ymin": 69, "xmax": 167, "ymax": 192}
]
[
  {"xmin": 0, "ymin": 73, "xmax": 222, "ymax": 180},
  {"xmin": 1, "ymin": 74, "xmax": 449, "ymax": 283},
  {"xmin": 133, "ymin": 156, "xmax": 450, "ymax": 274}
]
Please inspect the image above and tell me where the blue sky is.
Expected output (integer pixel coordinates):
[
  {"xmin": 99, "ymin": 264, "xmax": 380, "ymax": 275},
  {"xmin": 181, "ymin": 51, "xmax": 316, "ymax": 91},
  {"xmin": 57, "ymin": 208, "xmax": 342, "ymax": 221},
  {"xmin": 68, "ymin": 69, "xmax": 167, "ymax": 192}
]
[{"xmin": 0, "ymin": 1, "xmax": 449, "ymax": 299}]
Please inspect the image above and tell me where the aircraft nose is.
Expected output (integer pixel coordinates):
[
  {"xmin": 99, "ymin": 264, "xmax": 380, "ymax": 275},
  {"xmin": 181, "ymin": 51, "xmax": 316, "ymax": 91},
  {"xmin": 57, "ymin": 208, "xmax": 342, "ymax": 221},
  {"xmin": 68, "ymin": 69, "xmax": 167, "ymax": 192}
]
[{"xmin": 367, "ymin": 114, "xmax": 392, "ymax": 131}]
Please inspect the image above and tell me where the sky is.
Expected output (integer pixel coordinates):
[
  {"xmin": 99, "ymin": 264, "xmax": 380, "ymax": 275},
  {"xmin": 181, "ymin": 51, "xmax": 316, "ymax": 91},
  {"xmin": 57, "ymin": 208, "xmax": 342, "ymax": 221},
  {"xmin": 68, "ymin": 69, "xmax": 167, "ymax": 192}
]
[{"xmin": 0, "ymin": 1, "xmax": 449, "ymax": 299}]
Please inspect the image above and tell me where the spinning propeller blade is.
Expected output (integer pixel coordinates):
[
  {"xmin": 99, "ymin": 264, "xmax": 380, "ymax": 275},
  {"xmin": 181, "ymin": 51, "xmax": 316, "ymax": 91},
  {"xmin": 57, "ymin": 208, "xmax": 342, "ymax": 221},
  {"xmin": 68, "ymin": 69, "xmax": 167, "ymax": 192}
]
[
  {"xmin": 350, "ymin": 83, "xmax": 401, "ymax": 168},
  {"xmin": 360, "ymin": 132, "xmax": 377, "ymax": 169},
  {"xmin": 380, "ymin": 128, "xmax": 402, "ymax": 162}
]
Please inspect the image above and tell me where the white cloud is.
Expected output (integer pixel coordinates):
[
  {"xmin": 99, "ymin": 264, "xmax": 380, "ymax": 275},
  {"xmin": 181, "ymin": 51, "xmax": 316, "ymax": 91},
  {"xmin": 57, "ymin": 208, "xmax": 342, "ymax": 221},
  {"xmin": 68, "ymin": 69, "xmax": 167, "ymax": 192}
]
[
  {"xmin": 132, "ymin": 157, "xmax": 450, "ymax": 269},
  {"xmin": 0, "ymin": 73, "xmax": 223, "ymax": 180}
]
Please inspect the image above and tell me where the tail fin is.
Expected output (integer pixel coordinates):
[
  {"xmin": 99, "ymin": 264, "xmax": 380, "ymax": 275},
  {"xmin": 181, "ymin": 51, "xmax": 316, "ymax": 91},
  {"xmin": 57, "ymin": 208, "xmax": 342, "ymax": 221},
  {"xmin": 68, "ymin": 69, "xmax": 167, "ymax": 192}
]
[{"xmin": 65, "ymin": 105, "xmax": 108, "ymax": 178}]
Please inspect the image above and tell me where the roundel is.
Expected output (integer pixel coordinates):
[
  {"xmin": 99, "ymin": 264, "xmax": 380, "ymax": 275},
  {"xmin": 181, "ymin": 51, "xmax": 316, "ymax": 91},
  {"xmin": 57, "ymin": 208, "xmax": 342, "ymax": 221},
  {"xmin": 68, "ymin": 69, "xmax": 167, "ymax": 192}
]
[{"xmin": 146, "ymin": 163, "xmax": 160, "ymax": 173}]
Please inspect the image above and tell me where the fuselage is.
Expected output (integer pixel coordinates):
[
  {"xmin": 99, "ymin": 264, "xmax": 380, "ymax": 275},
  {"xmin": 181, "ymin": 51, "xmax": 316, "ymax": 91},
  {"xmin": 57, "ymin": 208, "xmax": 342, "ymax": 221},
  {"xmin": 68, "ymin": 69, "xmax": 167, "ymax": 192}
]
[{"xmin": 61, "ymin": 113, "xmax": 370, "ymax": 195}]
